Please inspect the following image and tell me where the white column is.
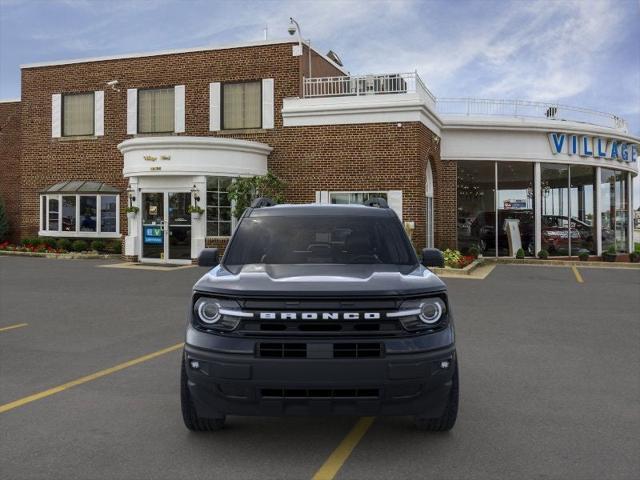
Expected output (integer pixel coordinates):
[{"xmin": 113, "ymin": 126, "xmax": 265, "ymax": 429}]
[
  {"xmin": 595, "ymin": 167, "xmax": 602, "ymax": 256},
  {"xmin": 628, "ymin": 171, "xmax": 633, "ymax": 253},
  {"xmin": 124, "ymin": 177, "xmax": 140, "ymax": 258},
  {"xmin": 534, "ymin": 162, "xmax": 541, "ymax": 256},
  {"xmin": 191, "ymin": 175, "xmax": 207, "ymax": 259}
]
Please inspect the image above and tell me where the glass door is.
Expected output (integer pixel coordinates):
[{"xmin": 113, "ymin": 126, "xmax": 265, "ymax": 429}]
[
  {"xmin": 167, "ymin": 192, "xmax": 191, "ymax": 261},
  {"xmin": 141, "ymin": 192, "xmax": 165, "ymax": 260}
]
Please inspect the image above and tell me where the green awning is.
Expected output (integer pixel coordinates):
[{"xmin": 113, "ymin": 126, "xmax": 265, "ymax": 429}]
[{"xmin": 41, "ymin": 181, "xmax": 120, "ymax": 194}]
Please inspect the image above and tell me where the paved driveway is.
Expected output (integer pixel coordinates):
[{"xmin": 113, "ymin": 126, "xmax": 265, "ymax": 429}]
[{"xmin": 0, "ymin": 257, "xmax": 638, "ymax": 479}]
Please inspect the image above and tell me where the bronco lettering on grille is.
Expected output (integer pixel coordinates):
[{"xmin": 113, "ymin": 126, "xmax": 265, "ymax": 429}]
[{"xmin": 258, "ymin": 312, "xmax": 381, "ymax": 320}]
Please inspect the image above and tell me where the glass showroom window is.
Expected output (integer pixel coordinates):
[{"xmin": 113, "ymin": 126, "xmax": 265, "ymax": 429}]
[
  {"xmin": 601, "ymin": 169, "xmax": 629, "ymax": 253},
  {"xmin": 206, "ymin": 177, "xmax": 233, "ymax": 237},
  {"xmin": 497, "ymin": 162, "xmax": 534, "ymax": 256},
  {"xmin": 569, "ymin": 165, "xmax": 596, "ymax": 254},
  {"xmin": 541, "ymin": 164, "xmax": 570, "ymax": 256},
  {"xmin": 329, "ymin": 192, "xmax": 388, "ymax": 205},
  {"xmin": 457, "ymin": 161, "xmax": 496, "ymax": 256},
  {"xmin": 62, "ymin": 92, "xmax": 94, "ymax": 136},
  {"xmin": 222, "ymin": 81, "xmax": 261, "ymax": 130},
  {"xmin": 40, "ymin": 194, "xmax": 119, "ymax": 236},
  {"xmin": 138, "ymin": 87, "xmax": 175, "ymax": 133}
]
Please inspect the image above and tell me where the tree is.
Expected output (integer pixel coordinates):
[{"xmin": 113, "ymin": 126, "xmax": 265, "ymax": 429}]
[
  {"xmin": 0, "ymin": 197, "xmax": 9, "ymax": 242},
  {"xmin": 226, "ymin": 172, "xmax": 286, "ymax": 219}
]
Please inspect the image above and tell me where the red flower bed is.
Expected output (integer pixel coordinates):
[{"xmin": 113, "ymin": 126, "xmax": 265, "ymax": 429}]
[{"xmin": 456, "ymin": 255, "xmax": 475, "ymax": 269}]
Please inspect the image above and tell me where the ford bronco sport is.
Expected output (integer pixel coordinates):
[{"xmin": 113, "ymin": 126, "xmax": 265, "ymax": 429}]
[{"xmin": 181, "ymin": 197, "xmax": 458, "ymax": 431}]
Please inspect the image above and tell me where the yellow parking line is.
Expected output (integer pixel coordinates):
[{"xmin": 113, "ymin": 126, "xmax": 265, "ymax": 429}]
[
  {"xmin": 311, "ymin": 417, "xmax": 375, "ymax": 480},
  {"xmin": 0, "ymin": 342, "xmax": 183, "ymax": 414},
  {"xmin": 0, "ymin": 323, "xmax": 28, "ymax": 333},
  {"xmin": 571, "ymin": 265, "xmax": 584, "ymax": 283}
]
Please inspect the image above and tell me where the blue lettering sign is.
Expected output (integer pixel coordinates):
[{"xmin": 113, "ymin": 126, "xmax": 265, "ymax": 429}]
[
  {"xmin": 144, "ymin": 226, "xmax": 163, "ymax": 245},
  {"xmin": 580, "ymin": 136, "xmax": 593, "ymax": 156},
  {"xmin": 548, "ymin": 133, "xmax": 565, "ymax": 154},
  {"xmin": 632, "ymin": 144, "xmax": 638, "ymax": 162},
  {"xmin": 610, "ymin": 141, "xmax": 619, "ymax": 159},
  {"xmin": 596, "ymin": 138, "xmax": 607, "ymax": 157},
  {"xmin": 620, "ymin": 143, "xmax": 628, "ymax": 161},
  {"xmin": 570, "ymin": 135, "xmax": 578, "ymax": 155}
]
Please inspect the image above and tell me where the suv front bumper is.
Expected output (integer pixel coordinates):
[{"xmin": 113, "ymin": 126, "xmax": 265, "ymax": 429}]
[{"xmin": 184, "ymin": 326, "xmax": 456, "ymax": 418}]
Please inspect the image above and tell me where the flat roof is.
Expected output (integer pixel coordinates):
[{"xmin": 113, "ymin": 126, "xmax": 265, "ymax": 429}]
[{"xmin": 19, "ymin": 38, "xmax": 348, "ymax": 74}]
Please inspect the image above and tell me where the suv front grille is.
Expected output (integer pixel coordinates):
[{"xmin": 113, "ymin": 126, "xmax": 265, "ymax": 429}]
[
  {"xmin": 261, "ymin": 388, "xmax": 379, "ymax": 398},
  {"xmin": 257, "ymin": 342, "xmax": 383, "ymax": 359}
]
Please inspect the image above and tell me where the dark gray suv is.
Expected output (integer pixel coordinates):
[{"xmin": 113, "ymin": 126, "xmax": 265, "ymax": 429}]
[{"xmin": 181, "ymin": 198, "xmax": 458, "ymax": 431}]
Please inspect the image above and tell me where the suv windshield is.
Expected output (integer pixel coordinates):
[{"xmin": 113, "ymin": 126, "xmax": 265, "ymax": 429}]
[{"xmin": 223, "ymin": 215, "xmax": 418, "ymax": 273}]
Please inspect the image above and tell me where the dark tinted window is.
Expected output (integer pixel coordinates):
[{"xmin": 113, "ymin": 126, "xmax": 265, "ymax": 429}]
[{"xmin": 224, "ymin": 215, "xmax": 417, "ymax": 271}]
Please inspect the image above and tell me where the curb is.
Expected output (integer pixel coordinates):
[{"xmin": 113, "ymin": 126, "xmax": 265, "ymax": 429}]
[
  {"xmin": 431, "ymin": 259, "xmax": 484, "ymax": 276},
  {"xmin": 491, "ymin": 257, "xmax": 640, "ymax": 269},
  {"xmin": 0, "ymin": 250, "xmax": 120, "ymax": 260}
]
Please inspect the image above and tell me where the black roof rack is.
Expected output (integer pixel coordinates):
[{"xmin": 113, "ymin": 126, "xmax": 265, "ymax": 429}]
[
  {"xmin": 251, "ymin": 197, "xmax": 277, "ymax": 208},
  {"xmin": 363, "ymin": 197, "xmax": 389, "ymax": 208}
]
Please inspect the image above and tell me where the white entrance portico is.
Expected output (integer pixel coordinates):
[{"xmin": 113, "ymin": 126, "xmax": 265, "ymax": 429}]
[{"xmin": 118, "ymin": 136, "xmax": 271, "ymax": 262}]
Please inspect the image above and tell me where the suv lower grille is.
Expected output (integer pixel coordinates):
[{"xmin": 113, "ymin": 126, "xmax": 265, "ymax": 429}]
[
  {"xmin": 261, "ymin": 388, "xmax": 379, "ymax": 398},
  {"xmin": 257, "ymin": 342, "xmax": 383, "ymax": 359}
]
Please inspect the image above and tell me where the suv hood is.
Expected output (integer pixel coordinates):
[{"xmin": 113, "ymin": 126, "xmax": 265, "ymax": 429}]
[{"xmin": 194, "ymin": 264, "xmax": 446, "ymax": 297}]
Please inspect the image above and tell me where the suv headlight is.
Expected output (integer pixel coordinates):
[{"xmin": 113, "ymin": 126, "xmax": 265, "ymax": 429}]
[
  {"xmin": 193, "ymin": 296, "xmax": 249, "ymax": 331},
  {"xmin": 390, "ymin": 297, "xmax": 447, "ymax": 331},
  {"xmin": 419, "ymin": 298, "xmax": 445, "ymax": 324}
]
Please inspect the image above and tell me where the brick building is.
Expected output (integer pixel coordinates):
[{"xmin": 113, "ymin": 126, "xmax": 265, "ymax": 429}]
[{"xmin": 0, "ymin": 38, "xmax": 638, "ymax": 262}]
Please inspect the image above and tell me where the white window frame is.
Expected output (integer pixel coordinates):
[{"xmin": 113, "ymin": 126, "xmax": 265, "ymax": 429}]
[
  {"xmin": 39, "ymin": 194, "xmax": 120, "ymax": 238},
  {"xmin": 328, "ymin": 191, "xmax": 389, "ymax": 205},
  {"xmin": 205, "ymin": 176, "xmax": 236, "ymax": 238}
]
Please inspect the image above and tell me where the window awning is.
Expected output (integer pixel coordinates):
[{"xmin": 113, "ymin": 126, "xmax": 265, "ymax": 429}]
[{"xmin": 41, "ymin": 181, "xmax": 120, "ymax": 194}]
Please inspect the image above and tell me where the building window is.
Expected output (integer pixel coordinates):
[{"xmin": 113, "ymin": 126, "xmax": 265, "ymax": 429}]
[
  {"xmin": 222, "ymin": 81, "xmax": 261, "ymax": 129},
  {"xmin": 497, "ymin": 162, "xmax": 534, "ymax": 256},
  {"xmin": 138, "ymin": 88, "xmax": 175, "ymax": 133},
  {"xmin": 601, "ymin": 168, "xmax": 629, "ymax": 253},
  {"xmin": 329, "ymin": 192, "xmax": 388, "ymax": 205},
  {"xmin": 457, "ymin": 161, "xmax": 496, "ymax": 256},
  {"xmin": 206, "ymin": 177, "xmax": 233, "ymax": 236},
  {"xmin": 39, "ymin": 194, "xmax": 120, "ymax": 237},
  {"xmin": 62, "ymin": 92, "xmax": 94, "ymax": 136}
]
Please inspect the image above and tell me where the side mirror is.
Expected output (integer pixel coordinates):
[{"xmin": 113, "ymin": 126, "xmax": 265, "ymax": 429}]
[
  {"xmin": 198, "ymin": 248, "xmax": 219, "ymax": 267},
  {"xmin": 421, "ymin": 248, "xmax": 444, "ymax": 268}
]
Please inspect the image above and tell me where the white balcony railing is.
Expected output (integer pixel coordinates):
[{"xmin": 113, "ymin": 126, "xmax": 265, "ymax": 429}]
[
  {"xmin": 303, "ymin": 72, "xmax": 436, "ymax": 103},
  {"xmin": 437, "ymin": 98, "xmax": 628, "ymax": 131},
  {"xmin": 302, "ymin": 74, "xmax": 628, "ymax": 131}
]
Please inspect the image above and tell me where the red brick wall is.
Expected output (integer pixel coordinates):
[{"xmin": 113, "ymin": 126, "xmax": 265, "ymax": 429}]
[
  {"xmin": 17, "ymin": 41, "xmax": 447, "ymax": 251},
  {"xmin": 0, "ymin": 101, "xmax": 21, "ymax": 242}
]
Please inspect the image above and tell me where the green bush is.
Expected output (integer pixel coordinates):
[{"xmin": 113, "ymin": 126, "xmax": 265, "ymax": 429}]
[
  {"xmin": 21, "ymin": 237, "xmax": 36, "ymax": 247},
  {"xmin": 515, "ymin": 248, "xmax": 525, "ymax": 259},
  {"xmin": 578, "ymin": 250, "xmax": 590, "ymax": 261},
  {"xmin": 38, "ymin": 237, "xmax": 57, "ymax": 249},
  {"xmin": 107, "ymin": 240, "xmax": 122, "ymax": 254},
  {"xmin": 71, "ymin": 240, "xmax": 88, "ymax": 252},
  {"xmin": 443, "ymin": 248, "xmax": 462, "ymax": 267},
  {"xmin": 90, "ymin": 240, "xmax": 106, "ymax": 252},
  {"xmin": 227, "ymin": 172, "xmax": 286, "ymax": 218},
  {"xmin": 606, "ymin": 244, "xmax": 617, "ymax": 255},
  {"xmin": 468, "ymin": 246, "xmax": 480, "ymax": 258},
  {"xmin": 537, "ymin": 249, "xmax": 549, "ymax": 260},
  {"xmin": 57, "ymin": 238, "xmax": 72, "ymax": 251}
]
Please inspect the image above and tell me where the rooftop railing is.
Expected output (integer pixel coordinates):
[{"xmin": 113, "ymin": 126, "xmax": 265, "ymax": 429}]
[
  {"xmin": 303, "ymin": 72, "xmax": 436, "ymax": 103},
  {"xmin": 301, "ymin": 74, "xmax": 627, "ymax": 131},
  {"xmin": 436, "ymin": 98, "xmax": 628, "ymax": 131}
]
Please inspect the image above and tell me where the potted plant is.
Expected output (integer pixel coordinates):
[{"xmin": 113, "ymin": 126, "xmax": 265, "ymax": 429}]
[
  {"xmin": 126, "ymin": 206, "xmax": 139, "ymax": 221},
  {"xmin": 603, "ymin": 245, "xmax": 617, "ymax": 262},
  {"xmin": 187, "ymin": 205, "xmax": 204, "ymax": 219}
]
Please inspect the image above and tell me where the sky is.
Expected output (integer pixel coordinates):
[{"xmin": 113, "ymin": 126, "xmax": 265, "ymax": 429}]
[{"xmin": 1, "ymin": 0, "xmax": 639, "ymax": 204}]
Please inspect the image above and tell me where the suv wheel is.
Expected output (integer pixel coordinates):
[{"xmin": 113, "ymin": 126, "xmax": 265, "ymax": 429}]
[
  {"xmin": 180, "ymin": 355, "xmax": 225, "ymax": 431},
  {"xmin": 414, "ymin": 364, "xmax": 459, "ymax": 432}
]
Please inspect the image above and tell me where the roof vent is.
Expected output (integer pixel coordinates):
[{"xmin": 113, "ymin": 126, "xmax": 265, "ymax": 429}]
[
  {"xmin": 326, "ymin": 50, "xmax": 343, "ymax": 67},
  {"xmin": 363, "ymin": 197, "xmax": 388, "ymax": 208}
]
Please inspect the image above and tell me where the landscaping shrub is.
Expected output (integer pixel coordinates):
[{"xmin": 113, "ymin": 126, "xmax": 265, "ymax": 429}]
[
  {"xmin": 57, "ymin": 238, "xmax": 72, "ymax": 251},
  {"xmin": 443, "ymin": 249, "xmax": 462, "ymax": 268},
  {"xmin": 515, "ymin": 248, "xmax": 525, "ymax": 259},
  {"xmin": 537, "ymin": 249, "xmax": 549, "ymax": 259},
  {"xmin": 107, "ymin": 240, "xmax": 122, "ymax": 254},
  {"xmin": 468, "ymin": 246, "xmax": 480, "ymax": 259},
  {"xmin": 630, "ymin": 252, "xmax": 640, "ymax": 263},
  {"xmin": 90, "ymin": 240, "xmax": 106, "ymax": 252},
  {"xmin": 578, "ymin": 251, "xmax": 589, "ymax": 261},
  {"xmin": 21, "ymin": 237, "xmax": 36, "ymax": 247},
  {"xmin": 38, "ymin": 237, "xmax": 57, "ymax": 249},
  {"xmin": 71, "ymin": 240, "xmax": 88, "ymax": 252}
]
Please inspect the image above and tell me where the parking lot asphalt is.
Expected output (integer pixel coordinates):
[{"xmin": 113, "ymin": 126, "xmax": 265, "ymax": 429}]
[{"xmin": 1, "ymin": 257, "xmax": 639, "ymax": 480}]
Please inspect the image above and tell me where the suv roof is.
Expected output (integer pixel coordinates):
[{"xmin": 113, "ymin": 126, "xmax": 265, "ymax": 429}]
[{"xmin": 247, "ymin": 203, "xmax": 396, "ymax": 218}]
